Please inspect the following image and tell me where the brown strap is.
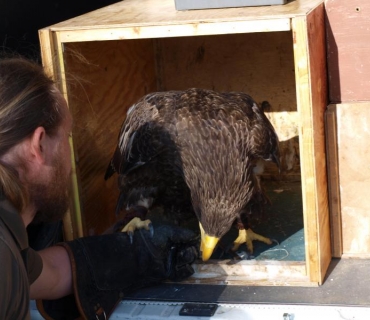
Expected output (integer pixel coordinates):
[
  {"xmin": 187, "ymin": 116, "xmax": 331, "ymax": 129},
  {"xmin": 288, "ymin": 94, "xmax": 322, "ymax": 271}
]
[
  {"xmin": 57, "ymin": 242, "xmax": 87, "ymax": 319},
  {"xmin": 94, "ymin": 306, "xmax": 107, "ymax": 320},
  {"xmin": 35, "ymin": 300, "xmax": 54, "ymax": 320}
]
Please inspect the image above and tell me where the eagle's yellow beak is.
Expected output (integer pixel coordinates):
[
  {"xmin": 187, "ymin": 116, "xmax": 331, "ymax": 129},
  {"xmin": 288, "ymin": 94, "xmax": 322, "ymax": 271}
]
[{"xmin": 199, "ymin": 222, "xmax": 220, "ymax": 261}]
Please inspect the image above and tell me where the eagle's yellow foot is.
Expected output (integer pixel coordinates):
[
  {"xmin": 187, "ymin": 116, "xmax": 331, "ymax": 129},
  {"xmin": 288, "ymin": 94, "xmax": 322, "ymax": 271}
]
[
  {"xmin": 232, "ymin": 228, "xmax": 272, "ymax": 253},
  {"xmin": 121, "ymin": 217, "xmax": 153, "ymax": 243}
]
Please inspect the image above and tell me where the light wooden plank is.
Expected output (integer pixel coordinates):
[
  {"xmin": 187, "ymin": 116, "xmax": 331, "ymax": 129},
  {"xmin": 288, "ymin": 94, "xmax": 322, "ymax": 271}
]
[
  {"xmin": 57, "ymin": 19, "xmax": 291, "ymax": 42},
  {"xmin": 342, "ymin": 254, "xmax": 370, "ymax": 259},
  {"xmin": 292, "ymin": 15, "xmax": 318, "ymax": 284},
  {"xmin": 39, "ymin": 30, "xmax": 87, "ymax": 240},
  {"xmin": 335, "ymin": 102, "xmax": 370, "ymax": 256},
  {"xmin": 325, "ymin": 105, "xmax": 343, "ymax": 258},
  {"xmin": 40, "ymin": 0, "xmax": 324, "ymax": 32},
  {"xmin": 292, "ymin": 3, "xmax": 330, "ymax": 285},
  {"xmin": 53, "ymin": 32, "xmax": 87, "ymax": 240},
  {"xmin": 38, "ymin": 29, "xmax": 56, "ymax": 79},
  {"xmin": 184, "ymin": 260, "xmax": 312, "ymax": 286},
  {"xmin": 39, "ymin": 29, "xmax": 79, "ymax": 241},
  {"xmin": 306, "ymin": 4, "xmax": 331, "ymax": 283}
]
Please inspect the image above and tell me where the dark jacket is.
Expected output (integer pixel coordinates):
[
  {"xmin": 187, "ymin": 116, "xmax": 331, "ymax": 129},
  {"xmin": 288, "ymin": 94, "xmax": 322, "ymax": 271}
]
[{"xmin": 0, "ymin": 194, "xmax": 43, "ymax": 320}]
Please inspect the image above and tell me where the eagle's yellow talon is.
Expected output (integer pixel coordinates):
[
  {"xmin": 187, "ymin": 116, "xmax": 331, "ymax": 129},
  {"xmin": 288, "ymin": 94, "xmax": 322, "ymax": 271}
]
[
  {"xmin": 121, "ymin": 217, "xmax": 152, "ymax": 233},
  {"xmin": 232, "ymin": 228, "xmax": 272, "ymax": 253}
]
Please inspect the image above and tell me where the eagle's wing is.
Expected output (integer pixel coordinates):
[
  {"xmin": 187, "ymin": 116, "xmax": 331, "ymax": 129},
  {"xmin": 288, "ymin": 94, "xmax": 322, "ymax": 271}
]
[
  {"xmin": 221, "ymin": 92, "xmax": 280, "ymax": 167},
  {"xmin": 105, "ymin": 91, "xmax": 184, "ymax": 214},
  {"xmin": 105, "ymin": 93, "xmax": 171, "ymax": 179}
]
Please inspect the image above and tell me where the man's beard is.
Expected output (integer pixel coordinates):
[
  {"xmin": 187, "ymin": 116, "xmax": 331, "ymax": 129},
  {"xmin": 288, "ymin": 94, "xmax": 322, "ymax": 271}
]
[{"xmin": 30, "ymin": 157, "xmax": 71, "ymax": 225}]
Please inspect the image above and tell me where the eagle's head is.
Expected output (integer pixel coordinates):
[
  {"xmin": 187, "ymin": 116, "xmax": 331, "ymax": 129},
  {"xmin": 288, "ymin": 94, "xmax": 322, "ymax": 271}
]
[{"xmin": 196, "ymin": 204, "xmax": 241, "ymax": 261}]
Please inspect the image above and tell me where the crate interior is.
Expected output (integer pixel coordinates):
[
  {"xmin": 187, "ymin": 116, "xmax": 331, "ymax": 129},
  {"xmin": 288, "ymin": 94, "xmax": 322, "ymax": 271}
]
[{"xmin": 64, "ymin": 30, "xmax": 304, "ymax": 263}]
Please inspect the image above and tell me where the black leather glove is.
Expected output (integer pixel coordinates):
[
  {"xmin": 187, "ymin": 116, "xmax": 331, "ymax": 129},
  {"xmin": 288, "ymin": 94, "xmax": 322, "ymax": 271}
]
[{"xmin": 37, "ymin": 224, "xmax": 199, "ymax": 320}]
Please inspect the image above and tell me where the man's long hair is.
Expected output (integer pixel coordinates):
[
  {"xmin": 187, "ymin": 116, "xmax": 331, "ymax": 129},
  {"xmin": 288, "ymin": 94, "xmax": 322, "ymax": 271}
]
[{"xmin": 0, "ymin": 57, "xmax": 64, "ymax": 210}]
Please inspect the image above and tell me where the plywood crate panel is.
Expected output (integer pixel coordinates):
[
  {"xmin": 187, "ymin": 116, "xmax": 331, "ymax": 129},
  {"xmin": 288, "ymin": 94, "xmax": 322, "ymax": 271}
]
[
  {"xmin": 325, "ymin": 0, "xmax": 370, "ymax": 103},
  {"xmin": 326, "ymin": 103, "xmax": 370, "ymax": 258},
  {"xmin": 39, "ymin": 0, "xmax": 330, "ymax": 286}
]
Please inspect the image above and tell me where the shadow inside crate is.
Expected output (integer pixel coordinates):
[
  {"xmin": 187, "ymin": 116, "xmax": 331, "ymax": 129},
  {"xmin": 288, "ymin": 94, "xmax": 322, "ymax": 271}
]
[
  {"xmin": 211, "ymin": 179, "xmax": 305, "ymax": 261},
  {"xmin": 254, "ymin": 179, "xmax": 304, "ymax": 261}
]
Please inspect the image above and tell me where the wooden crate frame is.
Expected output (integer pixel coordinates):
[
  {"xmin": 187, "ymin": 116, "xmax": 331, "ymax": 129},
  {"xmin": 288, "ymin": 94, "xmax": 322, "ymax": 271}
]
[{"xmin": 39, "ymin": 0, "xmax": 330, "ymax": 286}]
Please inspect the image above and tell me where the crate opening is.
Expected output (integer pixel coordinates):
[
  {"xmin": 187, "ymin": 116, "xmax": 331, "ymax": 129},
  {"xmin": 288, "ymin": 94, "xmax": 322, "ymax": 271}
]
[{"xmin": 63, "ymin": 31, "xmax": 305, "ymax": 273}]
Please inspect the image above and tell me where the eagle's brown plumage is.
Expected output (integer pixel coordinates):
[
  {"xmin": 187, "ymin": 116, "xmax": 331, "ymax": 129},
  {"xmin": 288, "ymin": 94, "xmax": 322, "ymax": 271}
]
[{"xmin": 105, "ymin": 88, "xmax": 280, "ymax": 261}]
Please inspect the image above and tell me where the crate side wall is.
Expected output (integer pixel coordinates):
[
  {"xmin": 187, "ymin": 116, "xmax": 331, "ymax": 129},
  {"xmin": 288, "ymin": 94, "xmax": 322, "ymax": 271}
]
[
  {"xmin": 291, "ymin": 4, "xmax": 330, "ymax": 284},
  {"xmin": 63, "ymin": 39, "xmax": 158, "ymax": 235},
  {"xmin": 307, "ymin": 4, "xmax": 331, "ymax": 282},
  {"xmin": 335, "ymin": 103, "xmax": 370, "ymax": 257},
  {"xmin": 325, "ymin": 0, "xmax": 370, "ymax": 103}
]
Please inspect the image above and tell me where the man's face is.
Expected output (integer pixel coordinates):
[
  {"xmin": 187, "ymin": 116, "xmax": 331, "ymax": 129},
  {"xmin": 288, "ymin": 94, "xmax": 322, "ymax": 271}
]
[
  {"xmin": 30, "ymin": 153, "xmax": 71, "ymax": 224},
  {"xmin": 31, "ymin": 93, "xmax": 73, "ymax": 224}
]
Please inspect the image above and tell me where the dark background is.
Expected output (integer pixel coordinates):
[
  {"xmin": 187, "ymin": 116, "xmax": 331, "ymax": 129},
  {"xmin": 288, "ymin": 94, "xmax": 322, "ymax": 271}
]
[{"xmin": 0, "ymin": 0, "xmax": 119, "ymax": 62}]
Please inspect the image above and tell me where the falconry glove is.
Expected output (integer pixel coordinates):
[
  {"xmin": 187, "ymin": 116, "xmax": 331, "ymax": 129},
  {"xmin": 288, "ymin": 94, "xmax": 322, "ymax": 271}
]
[{"xmin": 37, "ymin": 224, "xmax": 199, "ymax": 320}]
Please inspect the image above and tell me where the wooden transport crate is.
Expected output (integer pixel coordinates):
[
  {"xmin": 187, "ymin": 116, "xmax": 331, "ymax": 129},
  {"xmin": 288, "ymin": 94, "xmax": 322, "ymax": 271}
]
[{"xmin": 39, "ymin": 0, "xmax": 330, "ymax": 286}]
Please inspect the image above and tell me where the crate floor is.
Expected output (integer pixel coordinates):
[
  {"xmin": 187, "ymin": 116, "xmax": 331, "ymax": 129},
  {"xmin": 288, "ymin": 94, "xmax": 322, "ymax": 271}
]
[{"xmin": 124, "ymin": 258, "xmax": 370, "ymax": 307}]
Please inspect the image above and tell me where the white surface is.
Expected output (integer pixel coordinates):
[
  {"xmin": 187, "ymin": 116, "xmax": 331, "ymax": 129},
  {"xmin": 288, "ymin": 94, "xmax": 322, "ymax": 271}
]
[
  {"xmin": 30, "ymin": 300, "xmax": 44, "ymax": 320},
  {"xmin": 31, "ymin": 300, "xmax": 370, "ymax": 320}
]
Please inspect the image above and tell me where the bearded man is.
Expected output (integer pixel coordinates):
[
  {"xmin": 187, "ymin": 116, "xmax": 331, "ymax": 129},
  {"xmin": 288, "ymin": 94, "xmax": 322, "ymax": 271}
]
[{"xmin": 0, "ymin": 57, "xmax": 198, "ymax": 320}]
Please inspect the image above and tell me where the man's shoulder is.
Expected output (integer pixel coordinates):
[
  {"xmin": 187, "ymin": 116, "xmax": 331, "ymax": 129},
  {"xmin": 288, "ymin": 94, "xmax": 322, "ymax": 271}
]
[
  {"xmin": 0, "ymin": 220, "xmax": 19, "ymax": 264},
  {"xmin": 0, "ymin": 220, "xmax": 31, "ymax": 320}
]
